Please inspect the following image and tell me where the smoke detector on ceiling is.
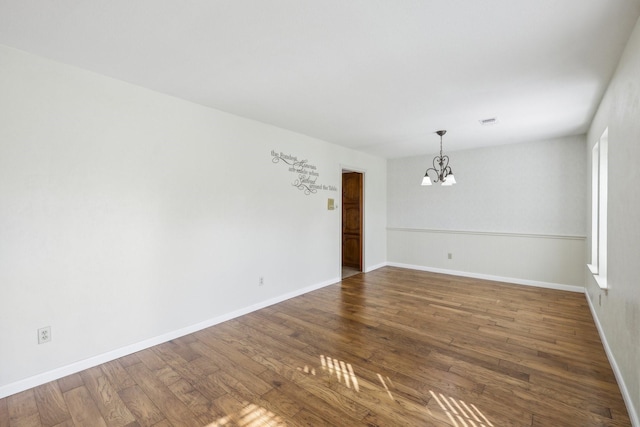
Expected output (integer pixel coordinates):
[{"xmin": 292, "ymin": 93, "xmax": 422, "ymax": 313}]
[{"xmin": 479, "ymin": 117, "xmax": 498, "ymax": 126}]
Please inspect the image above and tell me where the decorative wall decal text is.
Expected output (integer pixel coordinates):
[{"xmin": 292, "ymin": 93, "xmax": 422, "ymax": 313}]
[{"xmin": 271, "ymin": 150, "xmax": 338, "ymax": 195}]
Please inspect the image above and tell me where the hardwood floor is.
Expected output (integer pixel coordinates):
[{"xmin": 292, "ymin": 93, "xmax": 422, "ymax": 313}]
[
  {"xmin": 341, "ymin": 267, "xmax": 361, "ymax": 279},
  {"xmin": 0, "ymin": 267, "xmax": 631, "ymax": 426}
]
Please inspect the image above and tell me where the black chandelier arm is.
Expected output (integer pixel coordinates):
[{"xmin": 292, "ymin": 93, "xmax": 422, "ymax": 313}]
[
  {"xmin": 428, "ymin": 154, "xmax": 450, "ymax": 181},
  {"xmin": 432, "ymin": 156, "xmax": 442, "ymax": 170},
  {"xmin": 421, "ymin": 129, "xmax": 455, "ymax": 186},
  {"xmin": 432, "ymin": 155, "xmax": 450, "ymax": 168},
  {"xmin": 424, "ymin": 167, "xmax": 440, "ymax": 182},
  {"xmin": 440, "ymin": 155, "xmax": 449, "ymax": 169}
]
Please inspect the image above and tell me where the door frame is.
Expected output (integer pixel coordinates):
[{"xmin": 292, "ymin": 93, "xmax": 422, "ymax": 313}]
[{"xmin": 340, "ymin": 166, "xmax": 366, "ymax": 274}]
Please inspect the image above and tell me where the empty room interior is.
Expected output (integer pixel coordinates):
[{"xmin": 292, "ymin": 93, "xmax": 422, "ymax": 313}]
[{"xmin": 1, "ymin": 2, "xmax": 640, "ymax": 426}]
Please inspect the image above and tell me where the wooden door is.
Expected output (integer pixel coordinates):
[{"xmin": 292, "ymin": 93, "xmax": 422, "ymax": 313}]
[{"xmin": 342, "ymin": 172, "xmax": 363, "ymax": 270}]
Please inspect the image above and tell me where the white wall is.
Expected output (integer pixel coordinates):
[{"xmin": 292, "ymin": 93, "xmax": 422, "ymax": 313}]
[
  {"xmin": 388, "ymin": 136, "xmax": 587, "ymax": 288},
  {"xmin": 388, "ymin": 230, "xmax": 585, "ymax": 290},
  {"xmin": 0, "ymin": 45, "xmax": 386, "ymax": 396},
  {"xmin": 585, "ymin": 17, "xmax": 640, "ymax": 426}
]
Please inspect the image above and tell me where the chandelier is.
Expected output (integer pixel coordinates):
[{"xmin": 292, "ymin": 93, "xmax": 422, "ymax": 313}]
[{"xmin": 421, "ymin": 130, "xmax": 456, "ymax": 186}]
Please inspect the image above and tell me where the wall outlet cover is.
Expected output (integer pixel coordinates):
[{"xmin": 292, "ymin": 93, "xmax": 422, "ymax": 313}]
[{"xmin": 38, "ymin": 326, "xmax": 51, "ymax": 344}]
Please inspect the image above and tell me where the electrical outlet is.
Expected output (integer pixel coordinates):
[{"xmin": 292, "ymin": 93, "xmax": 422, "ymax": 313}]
[
  {"xmin": 448, "ymin": 253, "xmax": 453, "ymax": 260},
  {"xmin": 259, "ymin": 276, "xmax": 264, "ymax": 286},
  {"xmin": 38, "ymin": 326, "xmax": 51, "ymax": 344}
]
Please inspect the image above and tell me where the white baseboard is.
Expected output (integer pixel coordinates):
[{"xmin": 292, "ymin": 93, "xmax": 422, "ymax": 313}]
[
  {"xmin": 585, "ymin": 292, "xmax": 639, "ymax": 427},
  {"xmin": 0, "ymin": 276, "xmax": 340, "ymax": 399},
  {"xmin": 386, "ymin": 262, "xmax": 584, "ymax": 293},
  {"xmin": 364, "ymin": 262, "xmax": 387, "ymax": 273}
]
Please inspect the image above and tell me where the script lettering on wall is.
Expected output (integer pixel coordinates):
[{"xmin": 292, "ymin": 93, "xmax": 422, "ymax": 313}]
[{"xmin": 271, "ymin": 150, "xmax": 338, "ymax": 195}]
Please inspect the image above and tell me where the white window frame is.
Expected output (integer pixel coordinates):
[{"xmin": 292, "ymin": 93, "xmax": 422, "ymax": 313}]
[{"xmin": 588, "ymin": 128, "xmax": 608, "ymax": 289}]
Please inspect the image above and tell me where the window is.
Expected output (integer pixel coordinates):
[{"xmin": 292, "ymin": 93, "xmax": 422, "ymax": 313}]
[{"xmin": 588, "ymin": 128, "xmax": 608, "ymax": 289}]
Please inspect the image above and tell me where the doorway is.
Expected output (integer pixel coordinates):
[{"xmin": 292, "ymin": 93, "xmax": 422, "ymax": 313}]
[{"xmin": 342, "ymin": 171, "xmax": 363, "ymax": 278}]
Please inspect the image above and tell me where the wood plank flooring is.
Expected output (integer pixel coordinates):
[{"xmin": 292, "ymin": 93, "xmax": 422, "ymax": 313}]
[{"xmin": 0, "ymin": 267, "xmax": 632, "ymax": 426}]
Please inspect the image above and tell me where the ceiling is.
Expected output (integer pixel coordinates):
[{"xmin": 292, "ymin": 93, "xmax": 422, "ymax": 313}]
[{"xmin": 1, "ymin": 1, "xmax": 639, "ymax": 158}]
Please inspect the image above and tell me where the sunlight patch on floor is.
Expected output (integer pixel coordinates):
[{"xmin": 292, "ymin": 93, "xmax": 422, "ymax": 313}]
[
  {"xmin": 429, "ymin": 390, "xmax": 493, "ymax": 427},
  {"xmin": 206, "ymin": 403, "xmax": 284, "ymax": 426},
  {"xmin": 297, "ymin": 365, "xmax": 317, "ymax": 375},
  {"xmin": 377, "ymin": 373, "xmax": 395, "ymax": 400},
  {"xmin": 320, "ymin": 354, "xmax": 360, "ymax": 391}
]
